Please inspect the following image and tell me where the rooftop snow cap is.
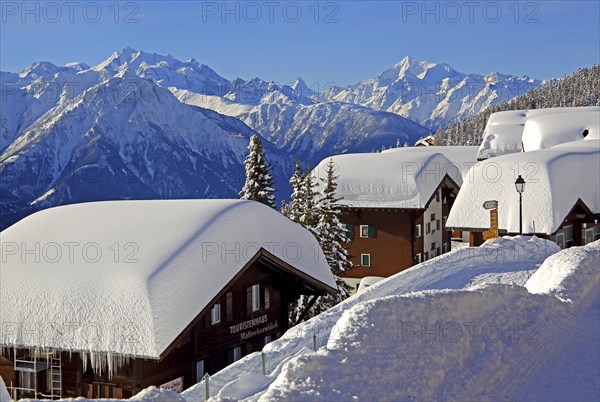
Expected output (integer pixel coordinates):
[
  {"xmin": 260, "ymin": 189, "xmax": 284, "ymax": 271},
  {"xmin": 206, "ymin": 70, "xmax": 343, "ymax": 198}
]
[
  {"xmin": 477, "ymin": 106, "xmax": 600, "ymax": 160},
  {"xmin": 0, "ymin": 200, "xmax": 335, "ymax": 361},
  {"xmin": 446, "ymin": 143, "xmax": 600, "ymax": 234},
  {"xmin": 312, "ymin": 146, "xmax": 479, "ymax": 209}
]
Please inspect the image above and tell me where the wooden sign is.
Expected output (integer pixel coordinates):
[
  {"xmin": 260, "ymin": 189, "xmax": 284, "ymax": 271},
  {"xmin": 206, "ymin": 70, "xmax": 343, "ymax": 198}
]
[{"xmin": 483, "ymin": 207, "xmax": 499, "ymax": 240}]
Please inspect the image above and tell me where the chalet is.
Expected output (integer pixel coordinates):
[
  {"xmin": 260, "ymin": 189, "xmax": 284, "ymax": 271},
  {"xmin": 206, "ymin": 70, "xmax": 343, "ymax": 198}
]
[
  {"xmin": 313, "ymin": 146, "xmax": 479, "ymax": 291},
  {"xmin": 446, "ymin": 141, "xmax": 600, "ymax": 247},
  {"xmin": 0, "ymin": 200, "xmax": 336, "ymax": 400},
  {"xmin": 414, "ymin": 135, "xmax": 436, "ymax": 147}
]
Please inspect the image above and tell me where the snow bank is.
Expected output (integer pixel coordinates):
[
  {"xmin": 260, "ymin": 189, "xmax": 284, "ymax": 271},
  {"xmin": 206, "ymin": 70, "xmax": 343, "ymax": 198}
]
[
  {"xmin": 261, "ymin": 286, "xmax": 569, "ymax": 401},
  {"xmin": 477, "ymin": 106, "xmax": 600, "ymax": 160},
  {"xmin": 182, "ymin": 236, "xmax": 559, "ymax": 401},
  {"xmin": 446, "ymin": 144, "xmax": 600, "ymax": 234},
  {"xmin": 0, "ymin": 200, "xmax": 334, "ymax": 365},
  {"xmin": 526, "ymin": 240, "xmax": 600, "ymax": 309},
  {"xmin": 312, "ymin": 146, "xmax": 478, "ymax": 208},
  {"xmin": 259, "ymin": 240, "xmax": 600, "ymax": 401}
]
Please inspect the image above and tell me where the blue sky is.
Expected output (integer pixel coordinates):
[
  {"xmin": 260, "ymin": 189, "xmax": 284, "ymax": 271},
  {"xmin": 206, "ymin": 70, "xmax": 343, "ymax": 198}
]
[{"xmin": 1, "ymin": 1, "xmax": 598, "ymax": 87}]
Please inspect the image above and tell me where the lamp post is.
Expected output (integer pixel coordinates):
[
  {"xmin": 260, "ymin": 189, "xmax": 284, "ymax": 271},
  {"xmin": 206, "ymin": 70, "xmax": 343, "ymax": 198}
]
[{"xmin": 515, "ymin": 175, "xmax": 526, "ymax": 235}]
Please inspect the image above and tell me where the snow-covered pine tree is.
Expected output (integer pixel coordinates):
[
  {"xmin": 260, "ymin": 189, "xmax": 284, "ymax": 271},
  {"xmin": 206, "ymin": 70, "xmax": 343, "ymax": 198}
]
[
  {"xmin": 298, "ymin": 165, "xmax": 320, "ymax": 236},
  {"xmin": 285, "ymin": 159, "xmax": 305, "ymax": 224},
  {"xmin": 290, "ymin": 159, "xmax": 353, "ymax": 324},
  {"xmin": 240, "ymin": 135, "xmax": 276, "ymax": 208}
]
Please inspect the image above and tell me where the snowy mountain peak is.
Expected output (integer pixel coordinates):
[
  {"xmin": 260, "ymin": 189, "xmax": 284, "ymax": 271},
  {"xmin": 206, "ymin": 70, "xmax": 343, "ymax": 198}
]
[
  {"xmin": 325, "ymin": 57, "xmax": 543, "ymax": 127},
  {"xmin": 64, "ymin": 61, "xmax": 91, "ymax": 71},
  {"xmin": 19, "ymin": 61, "xmax": 62, "ymax": 79},
  {"xmin": 291, "ymin": 77, "xmax": 312, "ymax": 98}
]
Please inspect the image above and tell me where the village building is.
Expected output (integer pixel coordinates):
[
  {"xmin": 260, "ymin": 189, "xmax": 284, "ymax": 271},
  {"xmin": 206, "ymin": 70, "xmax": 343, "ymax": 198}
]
[
  {"xmin": 313, "ymin": 146, "xmax": 479, "ymax": 291},
  {"xmin": 446, "ymin": 140, "xmax": 600, "ymax": 247},
  {"xmin": 414, "ymin": 135, "xmax": 436, "ymax": 147},
  {"xmin": 0, "ymin": 200, "xmax": 336, "ymax": 400}
]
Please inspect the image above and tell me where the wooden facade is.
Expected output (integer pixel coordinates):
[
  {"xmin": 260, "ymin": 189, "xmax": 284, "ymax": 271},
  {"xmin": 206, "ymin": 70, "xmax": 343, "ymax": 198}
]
[
  {"xmin": 340, "ymin": 178, "xmax": 459, "ymax": 291},
  {"xmin": 1, "ymin": 250, "xmax": 334, "ymax": 400}
]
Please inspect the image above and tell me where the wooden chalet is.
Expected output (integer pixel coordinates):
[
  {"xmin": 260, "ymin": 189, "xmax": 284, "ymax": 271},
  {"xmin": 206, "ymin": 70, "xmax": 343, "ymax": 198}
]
[{"xmin": 0, "ymin": 200, "xmax": 336, "ymax": 399}]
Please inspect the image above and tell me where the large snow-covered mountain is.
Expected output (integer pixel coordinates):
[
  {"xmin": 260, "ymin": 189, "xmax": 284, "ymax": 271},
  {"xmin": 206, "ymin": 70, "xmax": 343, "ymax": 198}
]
[
  {"xmin": 0, "ymin": 75, "xmax": 292, "ymax": 229},
  {"xmin": 0, "ymin": 48, "xmax": 542, "ymax": 230},
  {"xmin": 323, "ymin": 56, "xmax": 544, "ymax": 128}
]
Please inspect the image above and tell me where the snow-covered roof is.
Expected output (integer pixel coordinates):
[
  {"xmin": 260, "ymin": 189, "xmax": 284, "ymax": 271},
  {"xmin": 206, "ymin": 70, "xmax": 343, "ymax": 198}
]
[
  {"xmin": 477, "ymin": 106, "xmax": 600, "ymax": 160},
  {"xmin": 313, "ymin": 146, "xmax": 479, "ymax": 209},
  {"xmin": 0, "ymin": 200, "xmax": 335, "ymax": 360},
  {"xmin": 446, "ymin": 144, "xmax": 600, "ymax": 234}
]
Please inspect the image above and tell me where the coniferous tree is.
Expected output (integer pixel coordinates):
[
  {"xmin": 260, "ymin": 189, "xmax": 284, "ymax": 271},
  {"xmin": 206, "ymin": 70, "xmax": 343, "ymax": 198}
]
[
  {"xmin": 298, "ymin": 166, "xmax": 319, "ymax": 236},
  {"xmin": 240, "ymin": 135, "xmax": 276, "ymax": 208},
  {"xmin": 434, "ymin": 125, "xmax": 447, "ymax": 146},
  {"xmin": 286, "ymin": 159, "xmax": 305, "ymax": 224},
  {"xmin": 289, "ymin": 160, "xmax": 353, "ymax": 323}
]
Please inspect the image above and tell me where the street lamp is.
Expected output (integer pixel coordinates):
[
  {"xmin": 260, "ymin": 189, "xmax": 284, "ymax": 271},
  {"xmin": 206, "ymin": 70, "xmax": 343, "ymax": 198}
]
[{"xmin": 515, "ymin": 175, "xmax": 526, "ymax": 235}]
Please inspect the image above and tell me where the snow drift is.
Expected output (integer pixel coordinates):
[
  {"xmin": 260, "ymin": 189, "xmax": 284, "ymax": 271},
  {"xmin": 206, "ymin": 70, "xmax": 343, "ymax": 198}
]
[{"xmin": 258, "ymin": 240, "xmax": 599, "ymax": 401}]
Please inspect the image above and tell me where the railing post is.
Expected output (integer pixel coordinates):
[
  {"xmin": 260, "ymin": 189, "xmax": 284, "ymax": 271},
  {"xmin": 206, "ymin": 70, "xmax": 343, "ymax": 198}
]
[
  {"xmin": 203, "ymin": 373, "xmax": 210, "ymax": 401},
  {"xmin": 261, "ymin": 352, "xmax": 266, "ymax": 375},
  {"xmin": 312, "ymin": 333, "xmax": 317, "ymax": 352}
]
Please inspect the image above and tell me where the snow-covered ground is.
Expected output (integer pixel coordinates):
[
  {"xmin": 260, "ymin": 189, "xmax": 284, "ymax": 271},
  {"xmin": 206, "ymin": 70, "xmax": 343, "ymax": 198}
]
[{"xmin": 5, "ymin": 237, "xmax": 598, "ymax": 401}]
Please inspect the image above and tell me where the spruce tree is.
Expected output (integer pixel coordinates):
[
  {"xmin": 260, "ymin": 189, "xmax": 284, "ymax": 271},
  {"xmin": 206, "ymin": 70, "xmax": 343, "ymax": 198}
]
[
  {"xmin": 289, "ymin": 159, "xmax": 353, "ymax": 323},
  {"xmin": 240, "ymin": 135, "xmax": 276, "ymax": 208},
  {"xmin": 286, "ymin": 159, "xmax": 304, "ymax": 224}
]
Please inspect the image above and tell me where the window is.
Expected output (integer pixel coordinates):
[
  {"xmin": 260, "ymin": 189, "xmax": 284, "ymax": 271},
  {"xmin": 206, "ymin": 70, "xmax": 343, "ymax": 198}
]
[
  {"xmin": 361, "ymin": 253, "xmax": 371, "ymax": 266},
  {"xmin": 360, "ymin": 225, "xmax": 375, "ymax": 238},
  {"xmin": 443, "ymin": 216, "xmax": 447, "ymax": 229},
  {"xmin": 431, "ymin": 242, "xmax": 437, "ymax": 251},
  {"xmin": 345, "ymin": 225, "xmax": 354, "ymax": 240},
  {"xmin": 415, "ymin": 253, "xmax": 422, "ymax": 264},
  {"xmin": 211, "ymin": 303, "xmax": 221, "ymax": 324},
  {"xmin": 437, "ymin": 246, "xmax": 441, "ymax": 256},
  {"xmin": 264, "ymin": 334, "xmax": 272, "ymax": 345},
  {"xmin": 415, "ymin": 224, "xmax": 422, "ymax": 238},
  {"xmin": 431, "ymin": 213, "xmax": 436, "ymax": 221},
  {"xmin": 252, "ymin": 284, "xmax": 261, "ymax": 312},
  {"xmin": 436, "ymin": 219, "xmax": 441, "ymax": 231},
  {"xmin": 233, "ymin": 346, "xmax": 242, "ymax": 362},
  {"xmin": 426, "ymin": 222, "xmax": 431, "ymax": 234},
  {"xmin": 435, "ymin": 191, "xmax": 440, "ymax": 202},
  {"xmin": 443, "ymin": 196, "xmax": 447, "ymax": 204},
  {"xmin": 195, "ymin": 360, "xmax": 205, "ymax": 383}
]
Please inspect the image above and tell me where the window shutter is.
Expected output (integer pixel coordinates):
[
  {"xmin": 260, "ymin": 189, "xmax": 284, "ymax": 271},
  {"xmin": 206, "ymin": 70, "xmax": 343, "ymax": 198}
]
[
  {"xmin": 246, "ymin": 287, "xmax": 252, "ymax": 315},
  {"xmin": 368, "ymin": 226, "xmax": 376, "ymax": 238},
  {"xmin": 264, "ymin": 287, "xmax": 270, "ymax": 310},
  {"xmin": 436, "ymin": 220, "xmax": 441, "ymax": 230},
  {"xmin": 226, "ymin": 292, "xmax": 233, "ymax": 322},
  {"xmin": 345, "ymin": 225, "xmax": 354, "ymax": 240}
]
